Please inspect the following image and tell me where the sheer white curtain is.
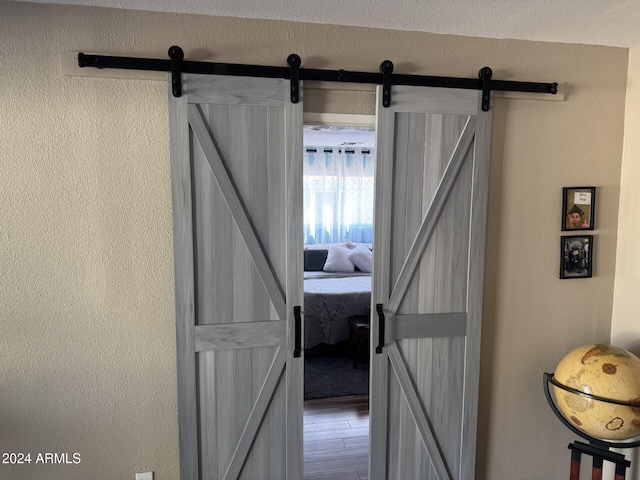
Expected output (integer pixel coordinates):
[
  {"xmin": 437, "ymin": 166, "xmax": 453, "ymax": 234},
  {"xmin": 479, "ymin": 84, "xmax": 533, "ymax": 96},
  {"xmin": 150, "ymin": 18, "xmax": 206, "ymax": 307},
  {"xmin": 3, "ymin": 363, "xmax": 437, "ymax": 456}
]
[{"xmin": 303, "ymin": 147, "xmax": 375, "ymax": 245}]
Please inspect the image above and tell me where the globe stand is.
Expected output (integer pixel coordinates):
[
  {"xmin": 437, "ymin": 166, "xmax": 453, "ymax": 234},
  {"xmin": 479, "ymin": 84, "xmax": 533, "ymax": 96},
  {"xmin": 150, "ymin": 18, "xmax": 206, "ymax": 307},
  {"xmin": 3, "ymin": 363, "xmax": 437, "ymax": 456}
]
[
  {"xmin": 567, "ymin": 441, "xmax": 629, "ymax": 480},
  {"xmin": 544, "ymin": 372, "xmax": 640, "ymax": 480}
]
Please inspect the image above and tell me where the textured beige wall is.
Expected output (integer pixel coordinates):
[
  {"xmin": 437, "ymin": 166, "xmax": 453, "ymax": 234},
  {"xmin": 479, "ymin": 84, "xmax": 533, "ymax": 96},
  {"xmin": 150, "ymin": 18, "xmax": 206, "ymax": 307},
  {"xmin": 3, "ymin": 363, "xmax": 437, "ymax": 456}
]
[
  {"xmin": 611, "ymin": 46, "xmax": 640, "ymax": 479},
  {"xmin": 612, "ymin": 46, "xmax": 640, "ymax": 355},
  {"xmin": 0, "ymin": 2, "xmax": 629, "ymax": 479}
]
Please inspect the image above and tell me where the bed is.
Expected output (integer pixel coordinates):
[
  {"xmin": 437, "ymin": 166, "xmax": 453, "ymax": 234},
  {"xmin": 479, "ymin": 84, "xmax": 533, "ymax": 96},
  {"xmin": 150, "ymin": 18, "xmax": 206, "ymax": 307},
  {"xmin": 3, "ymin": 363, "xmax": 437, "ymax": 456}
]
[{"xmin": 303, "ymin": 244, "xmax": 372, "ymax": 349}]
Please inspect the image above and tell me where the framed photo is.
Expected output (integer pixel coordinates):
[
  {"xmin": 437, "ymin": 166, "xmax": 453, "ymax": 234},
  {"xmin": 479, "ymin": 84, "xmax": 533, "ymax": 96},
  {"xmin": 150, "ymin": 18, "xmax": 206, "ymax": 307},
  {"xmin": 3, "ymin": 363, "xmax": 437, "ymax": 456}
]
[
  {"xmin": 560, "ymin": 235, "xmax": 593, "ymax": 279},
  {"xmin": 562, "ymin": 186, "xmax": 595, "ymax": 231}
]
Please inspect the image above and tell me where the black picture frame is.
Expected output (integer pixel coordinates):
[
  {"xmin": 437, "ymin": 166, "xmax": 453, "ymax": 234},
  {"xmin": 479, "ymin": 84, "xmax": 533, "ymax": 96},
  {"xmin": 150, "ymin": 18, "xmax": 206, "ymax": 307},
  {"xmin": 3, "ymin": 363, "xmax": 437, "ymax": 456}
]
[
  {"xmin": 560, "ymin": 235, "xmax": 593, "ymax": 279},
  {"xmin": 562, "ymin": 186, "xmax": 596, "ymax": 231}
]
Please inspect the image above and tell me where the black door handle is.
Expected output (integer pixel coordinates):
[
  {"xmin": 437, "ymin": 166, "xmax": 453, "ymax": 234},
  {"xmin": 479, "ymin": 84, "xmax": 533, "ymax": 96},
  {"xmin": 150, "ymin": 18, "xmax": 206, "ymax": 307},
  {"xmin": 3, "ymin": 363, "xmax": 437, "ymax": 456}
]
[
  {"xmin": 376, "ymin": 303, "xmax": 385, "ymax": 354},
  {"xmin": 294, "ymin": 306, "xmax": 302, "ymax": 358}
]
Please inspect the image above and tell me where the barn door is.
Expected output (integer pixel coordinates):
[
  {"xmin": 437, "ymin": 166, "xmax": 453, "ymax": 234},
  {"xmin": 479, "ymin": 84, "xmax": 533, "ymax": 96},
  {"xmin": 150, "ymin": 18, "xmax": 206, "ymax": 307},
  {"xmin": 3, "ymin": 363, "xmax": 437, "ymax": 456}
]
[
  {"xmin": 168, "ymin": 74, "xmax": 304, "ymax": 480},
  {"xmin": 370, "ymin": 85, "xmax": 492, "ymax": 480}
]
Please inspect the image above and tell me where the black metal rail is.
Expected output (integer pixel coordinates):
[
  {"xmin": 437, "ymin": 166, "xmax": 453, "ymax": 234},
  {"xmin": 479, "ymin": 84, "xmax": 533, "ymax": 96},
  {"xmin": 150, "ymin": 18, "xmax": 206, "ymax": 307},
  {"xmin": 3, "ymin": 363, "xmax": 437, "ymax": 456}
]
[{"xmin": 78, "ymin": 46, "xmax": 558, "ymax": 111}]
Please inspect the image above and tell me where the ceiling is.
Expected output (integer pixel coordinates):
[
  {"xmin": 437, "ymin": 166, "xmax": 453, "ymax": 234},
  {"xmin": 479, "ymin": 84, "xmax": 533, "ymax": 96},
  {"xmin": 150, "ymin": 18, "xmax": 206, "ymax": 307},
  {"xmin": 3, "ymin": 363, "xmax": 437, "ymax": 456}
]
[
  {"xmin": 304, "ymin": 125, "xmax": 375, "ymax": 148},
  {"xmin": 16, "ymin": 0, "xmax": 640, "ymax": 48}
]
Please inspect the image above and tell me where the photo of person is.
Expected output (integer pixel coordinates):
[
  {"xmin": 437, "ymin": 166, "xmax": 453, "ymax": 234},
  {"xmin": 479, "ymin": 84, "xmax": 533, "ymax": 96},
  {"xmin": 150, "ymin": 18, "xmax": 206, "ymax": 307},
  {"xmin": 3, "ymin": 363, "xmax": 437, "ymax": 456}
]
[
  {"xmin": 562, "ymin": 187, "xmax": 595, "ymax": 231},
  {"xmin": 567, "ymin": 204, "xmax": 589, "ymax": 229}
]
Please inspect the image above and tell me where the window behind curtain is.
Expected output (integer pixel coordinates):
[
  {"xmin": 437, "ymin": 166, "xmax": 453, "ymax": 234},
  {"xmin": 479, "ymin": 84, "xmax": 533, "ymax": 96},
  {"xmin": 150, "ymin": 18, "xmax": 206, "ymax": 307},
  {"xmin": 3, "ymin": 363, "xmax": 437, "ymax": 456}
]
[{"xmin": 303, "ymin": 147, "xmax": 375, "ymax": 245}]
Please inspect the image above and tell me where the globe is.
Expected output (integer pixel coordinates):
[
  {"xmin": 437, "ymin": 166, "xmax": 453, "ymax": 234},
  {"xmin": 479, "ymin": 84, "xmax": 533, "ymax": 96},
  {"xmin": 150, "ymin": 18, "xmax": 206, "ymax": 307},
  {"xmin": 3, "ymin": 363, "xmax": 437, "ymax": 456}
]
[{"xmin": 552, "ymin": 344, "xmax": 640, "ymax": 441}]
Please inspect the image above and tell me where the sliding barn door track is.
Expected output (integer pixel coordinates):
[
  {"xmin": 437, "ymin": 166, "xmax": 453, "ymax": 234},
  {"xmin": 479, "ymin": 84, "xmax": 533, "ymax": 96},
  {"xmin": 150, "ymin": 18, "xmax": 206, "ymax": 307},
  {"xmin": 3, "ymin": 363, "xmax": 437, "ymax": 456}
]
[{"xmin": 78, "ymin": 45, "xmax": 558, "ymax": 111}]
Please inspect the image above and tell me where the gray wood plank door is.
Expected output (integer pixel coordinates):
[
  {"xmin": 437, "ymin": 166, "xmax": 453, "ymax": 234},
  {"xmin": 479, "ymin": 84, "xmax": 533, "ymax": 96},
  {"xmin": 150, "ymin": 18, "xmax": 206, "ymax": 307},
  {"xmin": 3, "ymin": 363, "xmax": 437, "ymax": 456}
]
[
  {"xmin": 369, "ymin": 86, "xmax": 492, "ymax": 480},
  {"xmin": 168, "ymin": 74, "xmax": 304, "ymax": 480}
]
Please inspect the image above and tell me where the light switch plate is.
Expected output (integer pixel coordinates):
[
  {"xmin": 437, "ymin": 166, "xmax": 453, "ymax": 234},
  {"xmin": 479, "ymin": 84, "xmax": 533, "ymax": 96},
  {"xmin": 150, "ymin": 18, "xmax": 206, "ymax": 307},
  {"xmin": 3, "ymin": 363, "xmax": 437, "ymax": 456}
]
[{"xmin": 135, "ymin": 473, "xmax": 153, "ymax": 480}]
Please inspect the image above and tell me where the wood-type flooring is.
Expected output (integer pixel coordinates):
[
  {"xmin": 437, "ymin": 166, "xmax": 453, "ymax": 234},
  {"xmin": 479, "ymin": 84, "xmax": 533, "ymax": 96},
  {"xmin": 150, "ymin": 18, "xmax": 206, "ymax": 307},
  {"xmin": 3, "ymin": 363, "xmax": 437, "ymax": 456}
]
[{"xmin": 303, "ymin": 395, "xmax": 370, "ymax": 479}]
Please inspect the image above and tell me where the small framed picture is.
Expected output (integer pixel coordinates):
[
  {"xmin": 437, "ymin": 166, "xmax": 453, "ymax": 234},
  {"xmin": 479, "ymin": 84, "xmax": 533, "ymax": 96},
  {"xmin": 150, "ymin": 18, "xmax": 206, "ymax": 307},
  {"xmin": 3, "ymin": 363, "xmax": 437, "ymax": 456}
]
[
  {"xmin": 562, "ymin": 187, "xmax": 596, "ymax": 231},
  {"xmin": 560, "ymin": 235, "xmax": 593, "ymax": 279}
]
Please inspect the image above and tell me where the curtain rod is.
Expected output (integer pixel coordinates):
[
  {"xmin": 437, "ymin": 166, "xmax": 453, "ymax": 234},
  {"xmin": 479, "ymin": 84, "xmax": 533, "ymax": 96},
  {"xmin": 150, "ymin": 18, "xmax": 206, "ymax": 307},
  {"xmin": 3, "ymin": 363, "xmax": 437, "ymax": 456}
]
[{"xmin": 78, "ymin": 46, "xmax": 558, "ymax": 112}]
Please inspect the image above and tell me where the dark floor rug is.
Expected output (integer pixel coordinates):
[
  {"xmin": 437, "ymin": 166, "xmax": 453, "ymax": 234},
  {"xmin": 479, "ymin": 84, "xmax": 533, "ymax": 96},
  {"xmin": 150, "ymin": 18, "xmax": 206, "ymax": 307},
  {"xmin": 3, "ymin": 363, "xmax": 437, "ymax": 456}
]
[{"xmin": 304, "ymin": 342, "xmax": 370, "ymax": 400}]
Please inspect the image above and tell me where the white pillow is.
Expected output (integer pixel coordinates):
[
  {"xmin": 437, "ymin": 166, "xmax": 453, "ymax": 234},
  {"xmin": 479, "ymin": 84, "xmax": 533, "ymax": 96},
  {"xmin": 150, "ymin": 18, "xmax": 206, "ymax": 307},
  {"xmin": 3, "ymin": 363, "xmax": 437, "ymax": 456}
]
[
  {"xmin": 348, "ymin": 245, "xmax": 373, "ymax": 273},
  {"xmin": 323, "ymin": 245, "xmax": 356, "ymax": 272}
]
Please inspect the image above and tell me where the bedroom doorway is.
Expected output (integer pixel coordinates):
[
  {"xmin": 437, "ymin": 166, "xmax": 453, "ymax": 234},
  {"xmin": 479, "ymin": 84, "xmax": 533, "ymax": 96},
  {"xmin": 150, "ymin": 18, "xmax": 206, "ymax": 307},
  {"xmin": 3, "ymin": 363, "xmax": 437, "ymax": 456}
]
[{"xmin": 302, "ymin": 120, "xmax": 375, "ymax": 478}]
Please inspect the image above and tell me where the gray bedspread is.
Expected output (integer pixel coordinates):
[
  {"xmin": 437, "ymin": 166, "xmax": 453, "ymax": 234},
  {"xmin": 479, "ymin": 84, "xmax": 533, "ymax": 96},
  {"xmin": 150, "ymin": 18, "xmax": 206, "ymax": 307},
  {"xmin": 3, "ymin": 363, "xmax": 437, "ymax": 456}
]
[{"xmin": 303, "ymin": 273, "xmax": 371, "ymax": 349}]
